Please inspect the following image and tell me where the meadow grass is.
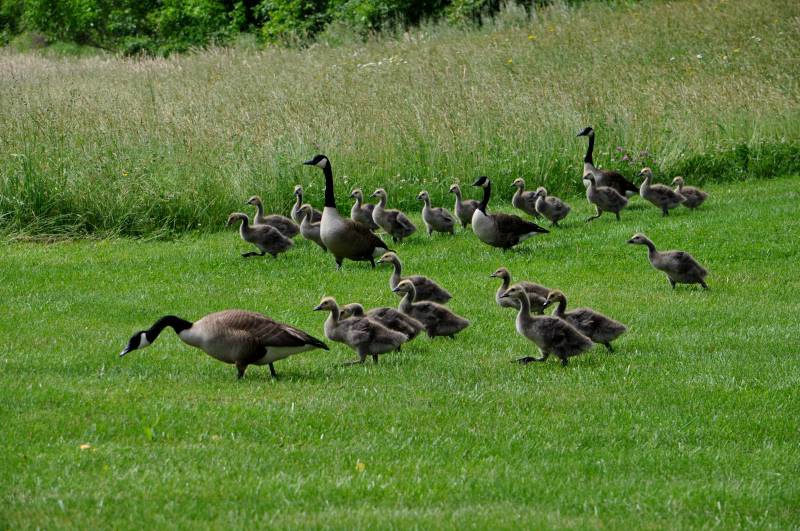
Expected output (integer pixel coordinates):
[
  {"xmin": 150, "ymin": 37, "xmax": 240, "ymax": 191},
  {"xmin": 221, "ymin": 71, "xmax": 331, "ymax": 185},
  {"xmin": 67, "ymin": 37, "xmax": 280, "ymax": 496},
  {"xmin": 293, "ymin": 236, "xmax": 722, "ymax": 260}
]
[
  {"xmin": 1, "ymin": 0, "xmax": 799, "ymax": 237},
  {"xmin": 1, "ymin": 177, "xmax": 799, "ymax": 528}
]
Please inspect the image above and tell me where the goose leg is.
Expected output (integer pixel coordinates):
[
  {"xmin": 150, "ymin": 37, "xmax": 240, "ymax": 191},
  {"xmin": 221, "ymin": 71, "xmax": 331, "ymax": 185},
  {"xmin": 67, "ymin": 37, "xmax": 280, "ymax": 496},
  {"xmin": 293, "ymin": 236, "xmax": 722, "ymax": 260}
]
[
  {"xmin": 560, "ymin": 356, "xmax": 569, "ymax": 367},
  {"xmin": 236, "ymin": 362, "xmax": 247, "ymax": 379},
  {"xmin": 700, "ymin": 280, "xmax": 709, "ymax": 290},
  {"xmin": 662, "ymin": 207, "xmax": 669, "ymax": 217},
  {"xmin": 516, "ymin": 351, "xmax": 549, "ymax": 364},
  {"xmin": 369, "ymin": 257, "xmax": 376, "ymax": 268},
  {"xmin": 335, "ymin": 257, "xmax": 343, "ymax": 270},
  {"xmin": 615, "ymin": 211, "xmax": 621, "ymax": 221},
  {"xmin": 604, "ymin": 342, "xmax": 614, "ymax": 352},
  {"xmin": 372, "ymin": 354, "xmax": 379, "ymax": 364},
  {"xmin": 269, "ymin": 362, "xmax": 277, "ymax": 378}
]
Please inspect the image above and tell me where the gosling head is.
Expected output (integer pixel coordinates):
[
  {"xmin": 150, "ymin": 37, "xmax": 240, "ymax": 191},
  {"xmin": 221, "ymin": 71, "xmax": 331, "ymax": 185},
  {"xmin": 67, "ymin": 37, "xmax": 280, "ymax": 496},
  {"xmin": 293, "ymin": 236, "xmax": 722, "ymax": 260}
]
[
  {"xmin": 512, "ymin": 178, "xmax": 526, "ymax": 189},
  {"xmin": 534, "ymin": 186, "xmax": 547, "ymax": 198},
  {"xmin": 299, "ymin": 204, "xmax": 313, "ymax": 220},
  {"xmin": 350, "ymin": 188, "xmax": 363, "ymax": 199},
  {"xmin": 448, "ymin": 184, "xmax": 461, "ymax": 194},
  {"xmin": 582, "ymin": 175, "xmax": 596, "ymax": 185},
  {"xmin": 313, "ymin": 297, "xmax": 338, "ymax": 312},
  {"xmin": 501, "ymin": 285, "xmax": 525, "ymax": 300},
  {"xmin": 489, "ymin": 267, "xmax": 510, "ymax": 280},
  {"xmin": 472, "ymin": 176, "xmax": 491, "ymax": 188},
  {"xmin": 391, "ymin": 279, "xmax": 416, "ymax": 295},
  {"xmin": 303, "ymin": 154, "xmax": 329, "ymax": 169},
  {"xmin": 370, "ymin": 188, "xmax": 387, "ymax": 200},
  {"xmin": 376, "ymin": 251, "xmax": 399, "ymax": 265},
  {"xmin": 626, "ymin": 233, "xmax": 650, "ymax": 245},
  {"xmin": 226, "ymin": 212, "xmax": 248, "ymax": 226},
  {"xmin": 671, "ymin": 176, "xmax": 685, "ymax": 187},
  {"xmin": 416, "ymin": 190, "xmax": 429, "ymax": 202},
  {"xmin": 637, "ymin": 167, "xmax": 653, "ymax": 179},
  {"xmin": 576, "ymin": 126, "xmax": 594, "ymax": 137},
  {"xmin": 339, "ymin": 303, "xmax": 365, "ymax": 319},
  {"xmin": 543, "ymin": 289, "xmax": 566, "ymax": 309},
  {"xmin": 246, "ymin": 195, "xmax": 262, "ymax": 207},
  {"xmin": 293, "ymin": 185, "xmax": 304, "ymax": 197}
]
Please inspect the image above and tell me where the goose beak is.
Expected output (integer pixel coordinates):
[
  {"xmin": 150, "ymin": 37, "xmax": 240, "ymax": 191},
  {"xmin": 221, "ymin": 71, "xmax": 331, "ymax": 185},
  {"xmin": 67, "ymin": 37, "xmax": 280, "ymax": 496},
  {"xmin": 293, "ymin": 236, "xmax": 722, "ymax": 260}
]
[
  {"xmin": 119, "ymin": 346, "xmax": 132, "ymax": 357},
  {"xmin": 302, "ymin": 159, "xmax": 315, "ymax": 165},
  {"xmin": 471, "ymin": 179, "xmax": 482, "ymax": 187}
]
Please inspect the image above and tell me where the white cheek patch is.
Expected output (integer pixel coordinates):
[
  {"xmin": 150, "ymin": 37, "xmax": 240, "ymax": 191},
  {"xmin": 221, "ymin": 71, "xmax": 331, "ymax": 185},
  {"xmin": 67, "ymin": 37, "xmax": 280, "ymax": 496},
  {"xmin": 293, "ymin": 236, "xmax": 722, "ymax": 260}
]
[
  {"xmin": 139, "ymin": 332, "xmax": 151, "ymax": 349},
  {"xmin": 317, "ymin": 159, "xmax": 329, "ymax": 169}
]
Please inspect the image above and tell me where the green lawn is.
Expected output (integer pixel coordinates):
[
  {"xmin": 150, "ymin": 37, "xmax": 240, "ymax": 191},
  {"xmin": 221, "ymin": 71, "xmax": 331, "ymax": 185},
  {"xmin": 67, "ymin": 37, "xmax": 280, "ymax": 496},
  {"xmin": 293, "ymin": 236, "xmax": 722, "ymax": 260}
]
[{"xmin": 1, "ymin": 177, "xmax": 799, "ymax": 528}]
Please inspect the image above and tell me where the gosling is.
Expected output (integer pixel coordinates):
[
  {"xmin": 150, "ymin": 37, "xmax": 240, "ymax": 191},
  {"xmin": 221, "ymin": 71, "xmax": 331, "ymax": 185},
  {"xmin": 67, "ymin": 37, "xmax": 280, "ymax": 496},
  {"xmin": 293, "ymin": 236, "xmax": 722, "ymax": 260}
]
[
  {"xmin": 227, "ymin": 212, "xmax": 293, "ymax": 258},
  {"xmin": 298, "ymin": 204, "xmax": 327, "ymax": 251},
  {"xmin": 638, "ymin": 168, "xmax": 684, "ymax": 216},
  {"xmin": 543, "ymin": 290, "xmax": 627, "ymax": 352},
  {"xmin": 417, "ymin": 190, "xmax": 456, "ymax": 236},
  {"xmin": 627, "ymin": 233, "xmax": 709, "ymax": 289},
  {"xmin": 584, "ymin": 175, "xmax": 628, "ymax": 222},
  {"xmin": 340, "ymin": 303, "xmax": 425, "ymax": 342},
  {"xmin": 533, "ymin": 187, "xmax": 571, "ymax": 227},
  {"xmin": 672, "ymin": 177, "xmax": 708, "ymax": 209},
  {"xmin": 393, "ymin": 280, "xmax": 469, "ymax": 339},
  {"xmin": 489, "ymin": 267, "xmax": 549, "ymax": 313},
  {"xmin": 247, "ymin": 195, "xmax": 300, "ymax": 238},
  {"xmin": 377, "ymin": 252, "xmax": 452, "ymax": 303}
]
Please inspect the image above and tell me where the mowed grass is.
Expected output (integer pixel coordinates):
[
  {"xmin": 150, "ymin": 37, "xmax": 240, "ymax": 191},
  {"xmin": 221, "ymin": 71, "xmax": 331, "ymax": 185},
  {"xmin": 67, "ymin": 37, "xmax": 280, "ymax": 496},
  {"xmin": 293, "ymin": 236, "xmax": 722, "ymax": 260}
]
[
  {"xmin": 1, "ymin": 0, "xmax": 799, "ymax": 237},
  {"xmin": 1, "ymin": 177, "xmax": 799, "ymax": 528}
]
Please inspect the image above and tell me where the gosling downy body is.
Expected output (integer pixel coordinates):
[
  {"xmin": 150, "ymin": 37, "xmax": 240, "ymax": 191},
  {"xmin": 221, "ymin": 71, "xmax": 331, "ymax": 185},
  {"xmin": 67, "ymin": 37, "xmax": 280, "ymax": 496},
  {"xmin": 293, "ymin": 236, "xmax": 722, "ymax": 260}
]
[
  {"xmin": 417, "ymin": 190, "xmax": 455, "ymax": 235},
  {"xmin": 490, "ymin": 267, "xmax": 549, "ymax": 313},
  {"xmin": 120, "ymin": 311, "xmax": 328, "ymax": 379},
  {"xmin": 377, "ymin": 251, "xmax": 452, "ymax": 304},
  {"xmin": 227, "ymin": 212, "xmax": 293, "ymax": 258},
  {"xmin": 449, "ymin": 184, "xmax": 480, "ymax": 228},
  {"xmin": 290, "ymin": 185, "xmax": 322, "ymax": 225},
  {"xmin": 576, "ymin": 126, "xmax": 638, "ymax": 197},
  {"xmin": 511, "ymin": 178, "xmax": 540, "ymax": 218},
  {"xmin": 340, "ymin": 303, "xmax": 425, "ymax": 342},
  {"xmin": 303, "ymin": 155, "xmax": 390, "ymax": 269},
  {"xmin": 503, "ymin": 285, "xmax": 593, "ymax": 367},
  {"xmin": 393, "ymin": 280, "xmax": 469, "ymax": 339},
  {"xmin": 371, "ymin": 188, "xmax": 417, "ymax": 242},
  {"xmin": 672, "ymin": 177, "xmax": 708, "ymax": 209},
  {"xmin": 533, "ymin": 187, "xmax": 571, "ymax": 227},
  {"xmin": 544, "ymin": 290, "xmax": 627, "ymax": 352},
  {"xmin": 638, "ymin": 168, "xmax": 685, "ymax": 216},
  {"xmin": 247, "ymin": 196, "xmax": 300, "ymax": 238},
  {"xmin": 627, "ymin": 233, "xmax": 709, "ymax": 289},
  {"xmin": 298, "ymin": 204, "xmax": 327, "ymax": 251},
  {"xmin": 471, "ymin": 176, "xmax": 549, "ymax": 249},
  {"xmin": 584, "ymin": 175, "xmax": 628, "ymax": 222},
  {"xmin": 314, "ymin": 297, "xmax": 408, "ymax": 364},
  {"xmin": 350, "ymin": 188, "xmax": 379, "ymax": 230}
]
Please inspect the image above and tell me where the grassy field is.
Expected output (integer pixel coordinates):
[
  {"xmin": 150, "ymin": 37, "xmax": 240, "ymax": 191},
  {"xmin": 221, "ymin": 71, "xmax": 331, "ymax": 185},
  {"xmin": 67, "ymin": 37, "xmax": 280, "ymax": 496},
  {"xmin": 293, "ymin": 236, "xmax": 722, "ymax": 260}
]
[
  {"xmin": 2, "ymin": 177, "xmax": 799, "ymax": 528},
  {"xmin": 1, "ymin": 0, "xmax": 799, "ymax": 237}
]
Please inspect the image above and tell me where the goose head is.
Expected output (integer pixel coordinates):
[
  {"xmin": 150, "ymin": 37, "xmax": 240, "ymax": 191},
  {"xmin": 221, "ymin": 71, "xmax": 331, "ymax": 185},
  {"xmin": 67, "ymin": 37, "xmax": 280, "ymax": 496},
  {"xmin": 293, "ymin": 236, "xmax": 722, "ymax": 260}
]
[
  {"xmin": 472, "ymin": 176, "xmax": 491, "ymax": 188},
  {"xmin": 246, "ymin": 195, "xmax": 262, "ymax": 207},
  {"xmin": 370, "ymin": 188, "xmax": 388, "ymax": 200},
  {"xmin": 293, "ymin": 185, "xmax": 304, "ymax": 197},
  {"xmin": 626, "ymin": 233, "xmax": 650, "ymax": 245},
  {"xmin": 416, "ymin": 190, "xmax": 430, "ymax": 202},
  {"xmin": 303, "ymin": 154, "xmax": 330, "ymax": 169},
  {"xmin": 448, "ymin": 184, "xmax": 461, "ymax": 195},
  {"xmin": 391, "ymin": 279, "xmax": 416, "ymax": 295},
  {"xmin": 534, "ymin": 187, "xmax": 547, "ymax": 198},
  {"xmin": 313, "ymin": 297, "xmax": 339, "ymax": 312},
  {"xmin": 543, "ymin": 289, "xmax": 566, "ymax": 309},
  {"xmin": 226, "ymin": 212, "xmax": 248, "ymax": 226},
  {"xmin": 376, "ymin": 251, "xmax": 399, "ymax": 266},
  {"xmin": 350, "ymin": 188, "xmax": 364, "ymax": 200},
  {"xmin": 671, "ymin": 176, "xmax": 685, "ymax": 187},
  {"xmin": 489, "ymin": 267, "xmax": 510, "ymax": 280},
  {"xmin": 576, "ymin": 126, "xmax": 594, "ymax": 137},
  {"xmin": 512, "ymin": 178, "xmax": 526, "ymax": 189},
  {"xmin": 339, "ymin": 303, "xmax": 365, "ymax": 319},
  {"xmin": 119, "ymin": 329, "xmax": 153, "ymax": 357}
]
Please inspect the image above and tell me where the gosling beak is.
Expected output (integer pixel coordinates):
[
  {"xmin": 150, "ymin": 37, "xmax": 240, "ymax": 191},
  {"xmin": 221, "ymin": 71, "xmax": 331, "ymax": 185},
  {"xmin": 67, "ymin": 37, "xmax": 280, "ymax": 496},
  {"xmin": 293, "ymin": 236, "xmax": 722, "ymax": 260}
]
[
  {"xmin": 370, "ymin": 192, "xmax": 379, "ymax": 198},
  {"xmin": 542, "ymin": 299, "xmax": 553, "ymax": 309},
  {"xmin": 391, "ymin": 286, "xmax": 401, "ymax": 293},
  {"xmin": 312, "ymin": 304, "xmax": 323, "ymax": 311},
  {"xmin": 489, "ymin": 273, "xmax": 497, "ymax": 278},
  {"xmin": 626, "ymin": 238, "xmax": 636, "ymax": 244}
]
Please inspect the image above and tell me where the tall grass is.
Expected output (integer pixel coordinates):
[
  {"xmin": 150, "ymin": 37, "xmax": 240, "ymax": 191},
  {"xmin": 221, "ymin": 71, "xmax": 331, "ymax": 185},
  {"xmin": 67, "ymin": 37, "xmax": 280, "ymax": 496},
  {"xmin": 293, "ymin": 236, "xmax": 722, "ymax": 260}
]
[{"xmin": 1, "ymin": 0, "xmax": 798, "ymax": 237}]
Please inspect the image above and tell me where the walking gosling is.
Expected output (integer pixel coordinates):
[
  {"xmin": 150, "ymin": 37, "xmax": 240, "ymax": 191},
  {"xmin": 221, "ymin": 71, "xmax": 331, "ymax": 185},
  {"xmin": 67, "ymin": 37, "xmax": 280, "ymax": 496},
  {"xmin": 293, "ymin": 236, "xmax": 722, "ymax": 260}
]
[
  {"xmin": 511, "ymin": 178, "xmax": 540, "ymax": 218},
  {"xmin": 371, "ymin": 188, "xmax": 417, "ymax": 242},
  {"xmin": 247, "ymin": 195, "xmax": 300, "ymax": 238},
  {"xmin": 298, "ymin": 204, "xmax": 327, "ymax": 251},
  {"xmin": 393, "ymin": 280, "xmax": 469, "ymax": 339},
  {"xmin": 638, "ymin": 168, "xmax": 684, "ymax": 216},
  {"xmin": 417, "ymin": 190, "xmax": 455, "ymax": 235},
  {"xmin": 290, "ymin": 185, "xmax": 322, "ymax": 224},
  {"xmin": 377, "ymin": 251, "xmax": 452, "ymax": 303},
  {"xmin": 627, "ymin": 233, "xmax": 709, "ymax": 289},
  {"xmin": 533, "ymin": 187, "xmax": 571, "ymax": 227},
  {"xmin": 448, "ymin": 183, "xmax": 480, "ymax": 228},
  {"xmin": 490, "ymin": 267, "xmax": 549, "ymax": 313},
  {"xmin": 227, "ymin": 213, "xmax": 293, "ymax": 258},
  {"xmin": 502, "ymin": 285, "xmax": 593, "ymax": 366},
  {"xmin": 584, "ymin": 175, "xmax": 628, "ymax": 222},
  {"xmin": 350, "ymin": 188, "xmax": 379, "ymax": 230},
  {"xmin": 672, "ymin": 177, "xmax": 708, "ymax": 209},
  {"xmin": 543, "ymin": 290, "xmax": 627, "ymax": 352},
  {"xmin": 340, "ymin": 303, "xmax": 425, "ymax": 342},
  {"xmin": 314, "ymin": 297, "xmax": 408, "ymax": 364}
]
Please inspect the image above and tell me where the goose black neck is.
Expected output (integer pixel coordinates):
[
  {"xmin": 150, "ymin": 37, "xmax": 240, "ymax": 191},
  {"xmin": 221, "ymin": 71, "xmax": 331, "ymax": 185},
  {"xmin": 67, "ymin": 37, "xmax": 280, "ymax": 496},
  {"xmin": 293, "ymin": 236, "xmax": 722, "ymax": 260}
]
[
  {"xmin": 478, "ymin": 182, "xmax": 491, "ymax": 213},
  {"xmin": 149, "ymin": 315, "xmax": 192, "ymax": 340},
  {"xmin": 323, "ymin": 164, "xmax": 336, "ymax": 208},
  {"xmin": 584, "ymin": 134, "xmax": 594, "ymax": 164}
]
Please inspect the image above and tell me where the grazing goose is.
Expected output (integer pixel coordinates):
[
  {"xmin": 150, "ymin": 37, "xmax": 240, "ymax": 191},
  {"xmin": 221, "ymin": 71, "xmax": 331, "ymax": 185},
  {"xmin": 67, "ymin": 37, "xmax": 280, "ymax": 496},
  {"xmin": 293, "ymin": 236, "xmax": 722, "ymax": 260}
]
[
  {"xmin": 489, "ymin": 267, "xmax": 549, "ymax": 313},
  {"xmin": 313, "ymin": 297, "xmax": 408, "ymax": 364},
  {"xmin": 638, "ymin": 168, "xmax": 684, "ymax": 216},
  {"xmin": 511, "ymin": 178, "xmax": 540, "ymax": 218},
  {"xmin": 290, "ymin": 185, "xmax": 322, "ymax": 225},
  {"xmin": 227, "ymin": 212, "xmax": 293, "ymax": 258},
  {"xmin": 350, "ymin": 188, "xmax": 379, "ymax": 230},
  {"xmin": 672, "ymin": 177, "xmax": 708, "ymax": 209},
  {"xmin": 576, "ymin": 126, "xmax": 638, "ymax": 197},
  {"xmin": 119, "ymin": 311, "xmax": 328, "ymax": 379},
  {"xmin": 471, "ymin": 176, "xmax": 548, "ymax": 248},
  {"xmin": 533, "ymin": 187, "xmax": 571, "ymax": 227},
  {"xmin": 393, "ymin": 280, "xmax": 469, "ymax": 339},
  {"xmin": 377, "ymin": 252, "xmax": 452, "ymax": 303},
  {"xmin": 627, "ymin": 233, "xmax": 709, "ymax": 289},
  {"xmin": 584, "ymin": 175, "xmax": 628, "ymax": 222},
  {"xmin": 417, "ymin": 190, "xmax": 456, "ymax": 236},
  {"xmin": 340, "ymin": 303, "xmax": 425, "ymax": 342},
  {"xmin": 246, "ymin": 196, "xmax": 300, "ymax": 238},
  {"xmin": 298, "ymin": 204, "xmax": 327, "ymax": 251},
  {"xmin": 371, "ymin": 188, "xmax": 417, "ymax": 242},
  {"xmin": 302, "ymin": 155, "xmax": 390, "ymax": 269},
  {"xmin": 502, "ymin": 285, "xmax": 593, "ymax": 366},
  {"xmin": 448, "ymin": 184, "xmax": 480, "ymax": 228},
  {"xmin": 543, "ymin": 290, "xmax": 627, "ymax": 352}
]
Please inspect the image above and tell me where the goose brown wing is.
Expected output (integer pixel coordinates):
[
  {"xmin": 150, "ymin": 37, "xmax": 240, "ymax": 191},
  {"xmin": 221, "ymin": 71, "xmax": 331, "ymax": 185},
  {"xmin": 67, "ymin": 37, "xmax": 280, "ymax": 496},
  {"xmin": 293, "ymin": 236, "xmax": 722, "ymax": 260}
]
[
  {"xmin": 600, "ymin": 169, "xmax": 638, "ymax": 195},
  {"xmin": 343, "ymin": 217, "xmax": 389, "ymax": 250},
  {"xmin": 215, "ymin": 310, "xmax": 328, "ymax": 349},
  {"xmin": 494, "ymin": 213, "xmax": 548, "ymax": 235}
]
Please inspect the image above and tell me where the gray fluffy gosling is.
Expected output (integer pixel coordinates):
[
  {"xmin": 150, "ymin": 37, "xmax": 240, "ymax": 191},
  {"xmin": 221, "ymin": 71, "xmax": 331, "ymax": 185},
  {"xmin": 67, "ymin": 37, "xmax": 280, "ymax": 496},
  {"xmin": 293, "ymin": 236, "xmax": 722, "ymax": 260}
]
[
  {"xmin": 120, "ymin": 311, "xmax": 328, "ymax": 379},
  {"xmin": 448, "ymin": 183, "xmax": 480, "ymax": 228},
  {"xmin": 502, "ymin": 285, "xmax": 594, "ymax": 366},
  {"xmin": 490, "ymin": 267, "xmax": 549, "ymax": 313},
  {"xmin": 350, "ymin": 188, "xmax": 379, "ymax": 230},
  {"xmin": 638, "ymin": 167, "xmax": 685, "ymax": 216},
  {"xmin": 340, "ymin": 303, "xmax": 425, "ymax": 342},
  {"xmin": 393, "ymin": 280, "xmax": 469, "ymax": 339},
  {"xmin": 290, "ymin": 185, "xmax": 322, "ymax": 225},
  {"xmin": 227, "ymin": 212, "xmax": 293, "ymax": 258},
  {"xmin": 377, "ymin": 251, "xmax": 452, "ymax": 303},
  {"xmin": 247, "ymin": 195, "xmax": 300, "ymax": 238},
  {"xmin": 511, "ymin": 178, "xmax": 541, "ymax": 218},
  {"xmin": 533, "ymin": 187, "xmax": 571, "ymax": 227},
  {"xmin": 627, "ymin": 233, "xmax": 709, "ymax": 289},
  {"xmin": 584, "ymin": 175, "xmax": 628, "ymax": 222},
  {"xmin": 543, "ymin": 290, "xmax": 627, "ymax": 352},
  {"xmin": 371, "ymin": 188, "xmax": 417, "ymax": 242},
  {"xmin": 299, "ymin": 204, "xmax": 327, "ymax": 251},
  {"xmin": 672, "ymin": 177, "xmax": 708, "ymax": 209},
  {"xmin": 417, "ymin": 190, "xmax": 456, "ymax": 235}
]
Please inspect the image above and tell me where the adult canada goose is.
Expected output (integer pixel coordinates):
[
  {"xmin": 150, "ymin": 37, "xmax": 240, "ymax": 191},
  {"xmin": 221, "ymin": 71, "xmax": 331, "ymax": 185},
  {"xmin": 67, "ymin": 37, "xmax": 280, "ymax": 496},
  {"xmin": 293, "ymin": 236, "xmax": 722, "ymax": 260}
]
[
  {"xmin": 638, "ymin": 168, "xmax": 684, "ymax": 216},
  {"xmin": 119, "ymin": 310, "xmax": 328, "ymax": 379},
  {"xmin": 393, "ymin": 280, "xmax": 470, "ymax": 338},
  {"xmin": 627, "ymin": 233, "xmax": 709, "ymax": 289},
  {"xmin": 290, "ymin": 185, "xmax": 322, "ymax": 225},
  {"xmin": 246, "ymin": 196, "xmax": 300, "ymax": 238},
  {"xmin": 533, "ymin": 187, "xmax": 571, "ymax": 227},
  {"xmin": 489, "ymin": 267, "xmax": 549, "ymax": 313},
  {"xmin": 471, "ymin": 176, "xmax": 548, "ymax": 249},
  {"xmin": 672, "ymin": 177, "xmax": 708, "ymax": 209},
  {"xmin": 350, "ymin": 188, "xmax": 379, "ymax": 230},
  {"xmin": 502, "ymin": 285, "xmax": 593, "ymax": 366},
  {"xmin": 576, "ymin": 126, "xmax": 638, "ymax": 197},
  {"xmin": 302, "ymin": 155, "xmax": 391, "ymax": 269},
  {"xmin": 511, "ymin": 178, "xmax": 540, "ymax": 218},
  {"xmin": 298, "ymin": 204, "xmax": 327, "ymax": 251},
  {"xmin": 340, "ymin": 303, "xmax": 425, "ymax": 342},
  {"xmin": 448, "ymin": 183, "xmax": 480, "ymax": 228},
  {"xmin": 313, "ymin": 297, "xmax": 408, "ymax": 364},
  {"xmin": 371, "ymin": 188, "xmax": 417, "ymax": 242},
  {"xmin": 543, "ymin": 290, "xmax": 627, "ymax": 352},
  {"xmin": 584, "ymin": 175, "xmax": 628, "ymax": 222},
  {"xmin": 377, "ymin": 251, "xmax": 452, "ymax": 303},
  {"xmin": 417, "ymin": 190, "xmax": 456, "ymax": 236},
  {"xmin": 226, "ymin": 213, "xmax": 293, "ymax": 258}
]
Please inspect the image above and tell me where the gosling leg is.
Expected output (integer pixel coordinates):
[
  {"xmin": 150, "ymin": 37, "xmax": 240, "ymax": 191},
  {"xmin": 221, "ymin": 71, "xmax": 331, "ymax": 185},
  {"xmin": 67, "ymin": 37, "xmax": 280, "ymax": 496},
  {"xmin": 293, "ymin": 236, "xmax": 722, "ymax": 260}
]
[
  {"xmin": 516, "ymin": 352, "xmax": 549, "ymax": 364},
  {"xmin": 343, "ymin": 355, "xmax": 367, "ymax": 366},
  {"xmin": 269, "ymin": 362, "xmax": 277, "ymax": 378},
  {"xmin": 560, "ymin": 356, "xmax": 569, "ymax": 367},
  {"xmin": 604, "ymin": 342, "xmax": 614, "ymax": 353},
  {"xmin": 241, "ymin": 251, "xmax": 261, "ymax": 258},
  {"xmin": 586, "ymin": 209, "xmax": 602, "ymax": 222},
  {"xmin": 615, "ymin": 211, "xmax": 621, "ymax": 221},
  {"xmin": 700, "ymin": 280, "xmax": 709, "ymax": 290},
  {"xmin": 668, "ymin": 277, "xmax": 677, "ymax": 289}
]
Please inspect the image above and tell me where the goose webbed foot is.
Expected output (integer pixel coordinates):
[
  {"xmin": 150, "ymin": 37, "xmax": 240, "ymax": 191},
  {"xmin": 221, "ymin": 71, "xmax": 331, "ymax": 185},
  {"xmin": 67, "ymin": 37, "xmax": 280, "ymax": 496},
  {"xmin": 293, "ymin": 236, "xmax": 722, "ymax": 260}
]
[
  {"xmin": 241, "ymin": 251, "xmax": 261, "ymax": 258},
  {"xmin": 515, "ymin": 355, "xmax": 547, "ymax": 364}
]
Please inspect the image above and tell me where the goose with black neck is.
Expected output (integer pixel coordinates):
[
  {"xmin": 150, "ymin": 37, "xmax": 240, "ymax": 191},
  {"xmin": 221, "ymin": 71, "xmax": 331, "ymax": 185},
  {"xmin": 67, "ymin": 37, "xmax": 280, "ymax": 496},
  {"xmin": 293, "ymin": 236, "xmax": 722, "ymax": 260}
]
[
  {"xmin": 577, "ymin": 126, "xmax": 638, "ymax": 197},
  {"xmin": 471, "ymin": 176, "xmax": 548, "ymax": 249}
]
